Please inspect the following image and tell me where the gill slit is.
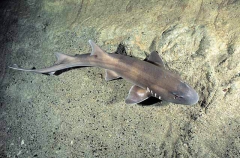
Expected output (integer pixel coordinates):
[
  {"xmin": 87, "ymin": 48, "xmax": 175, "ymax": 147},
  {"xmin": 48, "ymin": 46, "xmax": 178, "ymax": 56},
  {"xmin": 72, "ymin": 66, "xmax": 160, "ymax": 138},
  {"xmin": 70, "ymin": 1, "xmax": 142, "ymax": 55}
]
[{"xmin": 147, "ymin": 87, "xmax": 161, "ymax": 100}]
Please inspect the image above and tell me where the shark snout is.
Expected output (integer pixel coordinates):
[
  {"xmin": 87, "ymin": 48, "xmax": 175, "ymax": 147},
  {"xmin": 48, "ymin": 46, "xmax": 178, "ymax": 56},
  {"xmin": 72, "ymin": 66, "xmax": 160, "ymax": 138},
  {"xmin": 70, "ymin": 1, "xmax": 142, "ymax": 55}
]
[
  {"xmin": 182, "ymin": 88, "xmax": 199, "ymax": 105},
  {"xmin": 171, "ymin": 82, "xmax": 199, "ymax": 105}
]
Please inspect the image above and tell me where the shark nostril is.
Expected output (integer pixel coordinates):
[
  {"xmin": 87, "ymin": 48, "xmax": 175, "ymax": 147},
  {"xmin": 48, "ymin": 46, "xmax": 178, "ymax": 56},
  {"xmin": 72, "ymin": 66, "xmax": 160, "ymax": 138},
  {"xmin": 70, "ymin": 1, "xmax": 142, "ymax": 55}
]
[
  {"xmin": 172, "ymin": 92, "xmax": 183, "ymax": 99},
  {"xmin": 174, "ymin": 95, "xmax": 183, "ymax": 99}
]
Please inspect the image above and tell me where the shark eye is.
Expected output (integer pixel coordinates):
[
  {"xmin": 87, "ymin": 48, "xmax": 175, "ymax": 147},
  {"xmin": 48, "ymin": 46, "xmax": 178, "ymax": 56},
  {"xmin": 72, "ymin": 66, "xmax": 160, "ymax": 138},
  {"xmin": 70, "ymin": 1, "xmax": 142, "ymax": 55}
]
[{"xmin": 172, "ymin": 92, "xmax": 183, "ymax": 99}]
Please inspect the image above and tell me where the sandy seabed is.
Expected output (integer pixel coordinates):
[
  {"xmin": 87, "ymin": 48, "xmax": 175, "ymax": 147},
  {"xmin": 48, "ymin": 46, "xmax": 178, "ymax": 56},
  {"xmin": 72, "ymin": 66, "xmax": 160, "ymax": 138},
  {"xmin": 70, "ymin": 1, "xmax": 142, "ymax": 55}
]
[{"xmin": 0, "ymin": 0, "xmax": 239, "ymax": 157}]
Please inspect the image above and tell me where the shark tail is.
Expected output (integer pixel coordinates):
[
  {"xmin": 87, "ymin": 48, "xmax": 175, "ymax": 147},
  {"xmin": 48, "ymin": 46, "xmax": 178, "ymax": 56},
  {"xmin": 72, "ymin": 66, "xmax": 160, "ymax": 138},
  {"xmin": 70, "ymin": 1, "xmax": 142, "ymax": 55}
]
[
  {"xmin": 8, "ymin": 52, "xmax": 79, "ymax": 75},
  {"xmin": 9, "ymin": 40, "xmax": 110, "ymax": 75}
]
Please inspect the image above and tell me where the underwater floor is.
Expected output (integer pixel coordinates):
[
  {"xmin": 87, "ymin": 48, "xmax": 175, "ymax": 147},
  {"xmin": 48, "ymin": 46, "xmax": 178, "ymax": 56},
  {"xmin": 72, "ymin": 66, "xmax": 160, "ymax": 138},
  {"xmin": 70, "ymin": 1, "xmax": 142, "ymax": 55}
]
[{"xmin": 0, "ymin": 0, "xmax": 240, "ymax": 157}]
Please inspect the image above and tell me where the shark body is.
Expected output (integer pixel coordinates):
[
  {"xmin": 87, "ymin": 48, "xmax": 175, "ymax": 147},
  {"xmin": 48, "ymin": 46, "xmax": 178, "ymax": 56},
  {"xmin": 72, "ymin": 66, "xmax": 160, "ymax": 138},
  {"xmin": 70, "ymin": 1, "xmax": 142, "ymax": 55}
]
[{"xmin": 9, "ymin": 40, "xmax": 199, "ymax": 105}]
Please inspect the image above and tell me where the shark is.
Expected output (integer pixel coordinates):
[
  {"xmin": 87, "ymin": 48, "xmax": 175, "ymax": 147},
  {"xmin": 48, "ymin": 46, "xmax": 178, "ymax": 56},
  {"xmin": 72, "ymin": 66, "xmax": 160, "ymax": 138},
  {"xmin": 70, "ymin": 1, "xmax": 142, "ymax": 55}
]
[{"xmin": 9, "ymin": 40, "xmax": 199, "ymax": 105}]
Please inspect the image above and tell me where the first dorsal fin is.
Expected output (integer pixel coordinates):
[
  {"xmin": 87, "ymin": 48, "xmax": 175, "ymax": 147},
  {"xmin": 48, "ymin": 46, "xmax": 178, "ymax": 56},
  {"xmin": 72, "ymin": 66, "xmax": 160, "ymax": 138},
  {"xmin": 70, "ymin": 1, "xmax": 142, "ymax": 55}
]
[
  {"xmin": 147, "ymin": 51, "xmax": 164, "ymax": 67},
  {"xmin": 89, "ymin": 40, "xmax": 108, "ymax": 57}
]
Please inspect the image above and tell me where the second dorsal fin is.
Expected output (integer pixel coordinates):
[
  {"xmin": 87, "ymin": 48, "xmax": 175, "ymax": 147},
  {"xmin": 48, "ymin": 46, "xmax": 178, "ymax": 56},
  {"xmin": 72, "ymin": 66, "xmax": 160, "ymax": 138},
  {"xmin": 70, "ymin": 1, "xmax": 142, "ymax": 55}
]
[{"xmin": 89, "ymin": 40, "xmax": 108, "ymax": 58}]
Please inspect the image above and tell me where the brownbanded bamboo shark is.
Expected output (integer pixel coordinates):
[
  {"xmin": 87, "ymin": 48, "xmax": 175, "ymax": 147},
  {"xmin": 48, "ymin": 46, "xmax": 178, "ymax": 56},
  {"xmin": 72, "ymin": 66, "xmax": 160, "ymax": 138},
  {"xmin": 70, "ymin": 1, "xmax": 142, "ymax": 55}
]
[{"xmin": 9, "ymin": 40, "xmax": 199, "ymax": 105}]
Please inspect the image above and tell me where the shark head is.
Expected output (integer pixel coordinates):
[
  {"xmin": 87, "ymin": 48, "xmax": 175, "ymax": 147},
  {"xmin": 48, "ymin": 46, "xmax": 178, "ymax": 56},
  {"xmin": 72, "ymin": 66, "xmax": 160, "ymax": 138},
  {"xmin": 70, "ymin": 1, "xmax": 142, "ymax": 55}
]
[{"xmin": 165, "ymin": 81, "xmax": 199, "ymax": 105}]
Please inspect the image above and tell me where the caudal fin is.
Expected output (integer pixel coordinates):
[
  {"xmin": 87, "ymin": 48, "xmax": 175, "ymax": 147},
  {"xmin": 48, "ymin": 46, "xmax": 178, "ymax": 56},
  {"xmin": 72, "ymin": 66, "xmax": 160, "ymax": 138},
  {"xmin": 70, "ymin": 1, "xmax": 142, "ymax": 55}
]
[
  {"xmin": 8, "ymin": 52, "xmax": 76, "ymax": 75},
  {"xmin": 9, "ymin": 64, "xmax": 35, "ymax": 72},
  {"xmin": 9, "ymin": 40, "xmax": 105, "ymax": 75},
  {"xmin": 54, "ymin": 52, "xmax": 76, "ymax": 65}
]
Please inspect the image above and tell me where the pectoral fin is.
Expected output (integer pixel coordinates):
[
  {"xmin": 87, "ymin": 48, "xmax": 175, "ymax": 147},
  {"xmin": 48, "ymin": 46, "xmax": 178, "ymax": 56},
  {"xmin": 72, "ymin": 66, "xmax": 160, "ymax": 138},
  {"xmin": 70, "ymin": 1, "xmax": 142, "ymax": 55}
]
[
  {"xmin": 125, "ymin": 85, "xmax": 151, "ymax": 104},
  {"xmin": 105, "ymin": 69, "xmax": 121, "ymax": 81}
]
